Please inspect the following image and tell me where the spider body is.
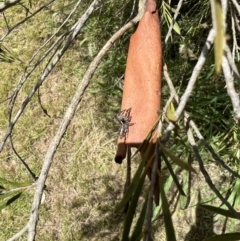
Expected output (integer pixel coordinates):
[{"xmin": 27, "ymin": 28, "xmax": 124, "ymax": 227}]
[{"xmin": 117, "ymin": 108, "xmax": 134, "ymax": 139}]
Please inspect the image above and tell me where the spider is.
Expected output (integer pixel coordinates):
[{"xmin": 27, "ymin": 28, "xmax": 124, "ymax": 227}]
[{"xmin": 116, "ymin": 108, "xmax": 134, "ymax": 139}]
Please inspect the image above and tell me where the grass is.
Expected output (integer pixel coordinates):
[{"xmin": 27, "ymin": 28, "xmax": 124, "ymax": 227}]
[{"xmin": 0, "ymin": 1, "xmax": 240, "ymax": 241}]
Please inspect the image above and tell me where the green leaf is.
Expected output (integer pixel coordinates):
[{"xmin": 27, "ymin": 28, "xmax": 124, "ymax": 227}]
[
  {"xmin": 199, "ymin": 204, "xmax": 240, "ymax": 219},
  {"xmin": 152, "ymin": 166, "xmax": 178, "ymax": 221},
  {"xmin": 0, "ymin": 192, "xmax": 22, "ymax": 211},
  {"xmin": 121, "ymin": 165, "xmax": 149, "ymax": 241},
  {"xmin": 160, "ymin": 177, "xmax": 177, "ymax": 241},
  {"xmin": 0, "ymin": 177, "xmax": 32, "ymax": 188},
  {"xmin": 166, "ymin": 14, "xmax": 181, "ymax": 35},
  {"xmin": 162, "ymin": 153, "xmax": 185, "ymax": 196},
  {"xmin": 159, "ymin": 144, "xmax": 196, "ymax": 173},
  {"xmin": 203, "ymin": 233, "xmax": 240, "ymax": 241},
  {"xmin": 130, "ymin": 190, "xmax": 149, "ymax": 241},
  {"xmin": 115, "ymin": 143, "xmax": 152, "ymax": 212},
  {"xmin": 166, "ymin": 102, "xmax": 178, "ymax": 122},
  {"xmin": 0, "ymin": 191, "xmax": 22, "ymax": 200}
]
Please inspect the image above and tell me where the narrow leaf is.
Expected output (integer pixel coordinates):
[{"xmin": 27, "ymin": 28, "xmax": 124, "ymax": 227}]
[
  {"xmin": 159, "ymin": 143, "xmax": 196, "ymax": 173},
  {"xmin": 199, "ymin": 204, "xmax": 240, "ymax": 219},
  {"xmin": 203, "ymin": 233, "xmax": 240, "ymax": 241},
  {"xmin": 0, "ymin": 192, "xmax": 22, "ymax": 211},
  {"xmin": 0, "ymin": 177, "xmax": 31, "ymax": 188},
  {"xmin": 121, "ymin": 166, "xmax": 149, "ymax": 241},
  {"xmin": 162, "ymin": 153, "xmax": 185, "ymax": 196},
  {"xmin": 130, "ymin": 190, "xmax": 149, "ymax": 241},
  {"xmin": 0, "ymin": 191, "xmax": 22, "ymax": 200},
  {"xmin": 115, "ymin": 143, "xmax": 152, "ymax": 212},
  {"xmin": 160, "ymin": 178, "xmax": 177, "ymax": 241},
  {"xmin": 152, "ymin": 166, "xmax": 177, "ymax": 221}
]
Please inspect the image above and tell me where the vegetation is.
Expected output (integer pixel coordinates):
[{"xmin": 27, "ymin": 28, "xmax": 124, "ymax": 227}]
[{"xmin": 0, "ymin": 0, "xmax": 240, "ymax": 240}]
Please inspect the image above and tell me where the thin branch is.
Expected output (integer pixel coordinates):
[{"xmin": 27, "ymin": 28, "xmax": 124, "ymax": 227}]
[
  {"xmin": 233, "ymin": 8, "xmax": 240, "ymax": 33},
  {"xmin": 187, "ymin": 129, "xmax": 240, "ymax": 219},
  {"xmin": 2, "ymin": 12, "xmax": 10, "ymax": 30},
  {"xmin": 0, "ymin": 0, "xmax": 21, "ymax": 12},
  {"xmin": 163, "ymin": 29, "xmax": 215, "ymax": 138},
  {"xmin": 6, "ymin": 223, "xmax": 29, "ymax": 241},
  {"xmin": 230, "ymin": 4, "xmax": 240, "ymax": 62},
  {"xmin": 27, "ymin": 1, "xmax": 144, "ymax": 239},
  {"xmin": 225, "ymin": 44, "xmax": 240, "ymax": 86},
  {"xmin": 164, "ymin": 0, "xmax": 184, "ymax": 44},
  {"xmin": 10, "ymin": 134, "xmax": 37, "ymax": 181},
  {"xmin": 1, "ymin": 183, "xmax": 35, "ymax": 195},
  {"xmin": 222, "ymin": 54, "xmax": 240, "ymax": 120},
  {"xmin": 231, "ymin": 0, "xmax": 240, "ymax": 17}
]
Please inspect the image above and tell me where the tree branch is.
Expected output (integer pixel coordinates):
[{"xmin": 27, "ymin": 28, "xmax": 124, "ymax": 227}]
[
  {"xmin": 165, "ymin": 0, "xmax": 184, "ymax": 44},
  {"xmin": 222, "ymin": 54, "xmax": 240, "ymax": 120},
  {"xmin": 6, "ymin": 223, "xmax": 29, "ymax": 241},
  {"xmin": 0, "ymin": 0, "xmax": 21, "ymax": 12},
  {"xmin": 162, "ymin": 29, "xmax": 215, "ymax": 139},
  {"xmin": 187, "ymin": 129, "xmax": 240, "ymax": 219}
]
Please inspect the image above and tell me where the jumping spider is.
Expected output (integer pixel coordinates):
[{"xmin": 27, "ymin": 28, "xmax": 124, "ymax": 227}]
[{"xmin": 116, "ymin": 108, "xmax": 134, "ymax": 139}]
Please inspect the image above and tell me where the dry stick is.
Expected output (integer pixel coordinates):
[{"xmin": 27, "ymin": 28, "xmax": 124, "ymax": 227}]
[
  {"xmin": 187, "ymin": 129, "xmax": 240, "ymax": 219},
  {"xmin": 9, "ymin": 134, "xmax": 37, "ymax": 180},
  {"xmin": 6, "ymin": 223, "xmax": 29, "ymax": 241},
  {"xmin": 230, "ymin": 4, "xmax": 240, "ymax": 62},
  {"xmin": 222, "ymin": 55, "xmax": 240, "ymax": 120},
  {"xmin": 164, "ymin": 0, "xmax": 184, "ymax": 44},
  {"xmin": 162, "ymin": 29, "xmax": 215, "ymax": 141},
  {"xmin": 231, "ymin": 0, "xmax": 240, "ymax": 17},
  {"xmin": 27, "ymin": 6, "xmax": 144, "ymax": 241},
  {"xmin": 233, "ymin": 9, "xmax": 240, "ymax": 33},
  {"xmin": 0, "ymin": 0, "xmax": 21, "ymax": 12}
]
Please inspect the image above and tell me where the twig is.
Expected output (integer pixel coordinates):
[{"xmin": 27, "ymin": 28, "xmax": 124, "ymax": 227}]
[
  {"xmin": 231, "ymin": 0, "xmax": 240, "ymax": 17},
  {"xmin": 164, "ymin": 0, "xmax": 184, "ymax": 44},
  {"xmin": 225, "ymin": 44, "xmax": 240, "ymax": 86},
  {"xmin": 1, "ymin": 183, "xmax": 35, "ymax": 195},
  {"xmin": 230, "ymin": 4, "xmax": 240, "ymax": 62},
  {"xmin": 6, "ymin": 223, "xmax": 29, "ymax": 241},
  {"xmin": 9, "ymin": 133, "xmax": 37, "ymax": 180},
  {"xmin": 187, "ymin": 129, "xmax": 240, "ymax": 219},
  {"xmin": 0, "ymin": 0, "xmax": 21, "ymax": 12},
  {"xmin": 27, "ymin": 1, "xmax": 144, "ymax": 240},
  {"xmin": 222, "ymin": 54, "xmax": 240, "ymax": 120},
  {"xmin": 162, "ymin": 29, "xmax": 215, "ymax": 139}
]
